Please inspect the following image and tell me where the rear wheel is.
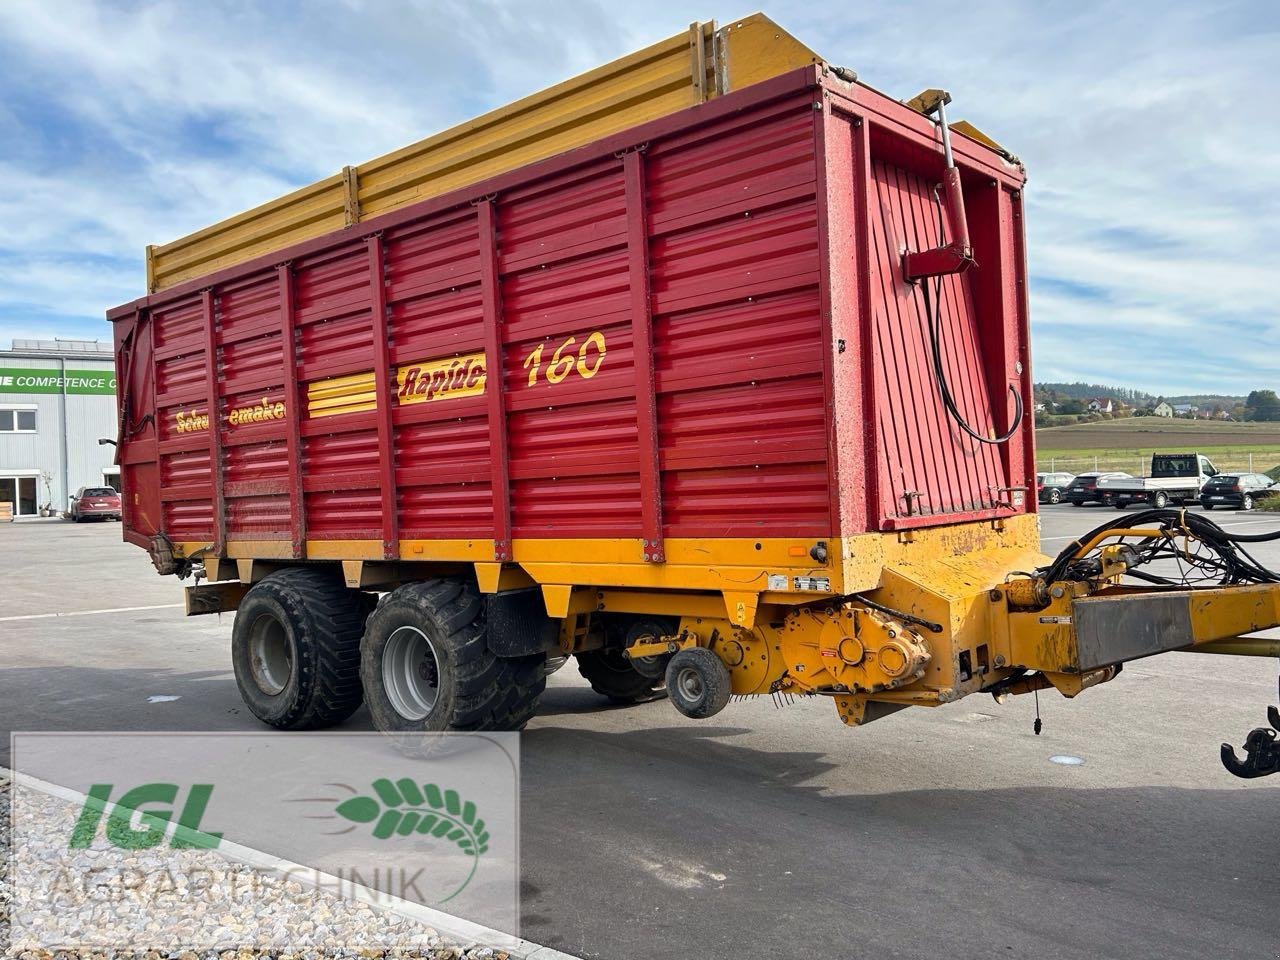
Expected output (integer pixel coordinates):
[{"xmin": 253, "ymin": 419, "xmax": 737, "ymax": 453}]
[
  {"xmin": 1202, "ymin": 501, "xmax": 1214, "ymax": 510},
  {"xmin": 1048, "ymin": 489, "xmax": 1062, "ymax": 504},
  {"xmin": 1071, "ymin": 500, "xmax": 1084, "ymax": 508},
  {"xmin": 576, "ymin": 648, "xmax": 665, "ymax": 704},
  {"xmin": 1151, "ymin": 491, "xmax": 1169, "ymax": 509},
  {"xmin": 1242, "ymin": 494, "xmax": 1254, "ymax": 511},
  {"xmin": 231, "ymin": 568, "xmax": 367, "ymax": 730},
  {"xmin": 361, "ymin": 579, "xmax": 545, "ymax": 733}
]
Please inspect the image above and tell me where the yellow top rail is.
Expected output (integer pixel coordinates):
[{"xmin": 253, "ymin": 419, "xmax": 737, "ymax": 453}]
[{"xmin": 145, "ymin": 13, "xmax": 821, "ymax": 292}]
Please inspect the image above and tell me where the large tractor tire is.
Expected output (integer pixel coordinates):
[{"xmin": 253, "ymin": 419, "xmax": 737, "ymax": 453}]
[
  {"xmin": 231, "ymin": 568, "xmax": 368, "ymax": 730},
  {"xmin": 361, "ymin": 579, "xmax": 545, "ymax": 733}
]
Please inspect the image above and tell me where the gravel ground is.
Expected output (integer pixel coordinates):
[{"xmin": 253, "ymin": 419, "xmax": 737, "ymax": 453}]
[{"xmin": 1, "ymin": 777, "xmax": 512, "ymax": 960}]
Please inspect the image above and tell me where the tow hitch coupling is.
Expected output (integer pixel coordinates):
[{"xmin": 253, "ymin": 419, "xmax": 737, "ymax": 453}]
[{"xmin": 1221, "ymin": 706, "xmax": 1280, "ymax": 779}]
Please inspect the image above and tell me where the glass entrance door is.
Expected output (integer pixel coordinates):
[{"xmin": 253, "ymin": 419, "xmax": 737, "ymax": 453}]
[{"xmin": 0, "ymin": 476, "xmax": 38, "ymax": 516}]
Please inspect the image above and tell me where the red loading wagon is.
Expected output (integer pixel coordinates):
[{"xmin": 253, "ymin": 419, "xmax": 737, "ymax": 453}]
[{"xmin": 109, "ymin": 64, "xmax": 1044, "ymax": 734}]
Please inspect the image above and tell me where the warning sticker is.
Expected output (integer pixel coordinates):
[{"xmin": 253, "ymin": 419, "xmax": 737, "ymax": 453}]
[{"xmin": 767, "ymin": 574, "xmax": 788, "ymax": 591}]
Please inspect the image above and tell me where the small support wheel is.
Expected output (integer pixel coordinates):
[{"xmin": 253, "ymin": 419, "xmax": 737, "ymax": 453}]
[{"xmin": 665, "ymin": 648, "xmax": 732, "ymax": 720}]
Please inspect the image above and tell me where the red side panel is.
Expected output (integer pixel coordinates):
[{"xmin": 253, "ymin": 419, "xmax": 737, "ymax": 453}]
[
  {"xmin": 111, "ymin": 67, "xmax": 1033, "ymax": 556},
  {"xmin": 648, "ymin": 97, "xmax": 828, "ymax": 537},
  {"xmin": 220, "ymin": 274, "xmax": 288, "ymax": 538},
  {"xmin": 152, "ymin": 295, "xmax": 214, "ymax": 542}
]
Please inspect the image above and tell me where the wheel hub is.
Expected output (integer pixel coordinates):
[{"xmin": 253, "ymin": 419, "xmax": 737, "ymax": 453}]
[
  {"xmin": 383, "ymin": 626, "xmax": 442, "ymax": 721},
  {"xmin": 677, "ymin": 666, "xmax": 704, "ymax": 700},
  {"xmin": 248, "ymin": 613, "xmax": 292, "ymax": 696}
]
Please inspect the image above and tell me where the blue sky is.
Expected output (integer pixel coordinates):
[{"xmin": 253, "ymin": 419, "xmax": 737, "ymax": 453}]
[{"xmin": 0, "ymin": 0, "xmax": 1276, "ymax": 395}]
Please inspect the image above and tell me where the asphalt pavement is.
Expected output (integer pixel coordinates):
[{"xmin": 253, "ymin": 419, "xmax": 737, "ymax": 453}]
[{"xmin": 2, "ymin": 506, "xmax": 1278, "ymax": 960}]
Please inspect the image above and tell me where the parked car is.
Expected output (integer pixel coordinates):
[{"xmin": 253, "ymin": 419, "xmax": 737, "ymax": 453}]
[
  {"xmin": 1099, "ymin": 452, "xmax": 1218, "ymax": 509},
  {"xmin": 70, "ymin": 486, "xmax": 122, "ymax": 522},
  {"xmin": 1036, "ymin": 471, "xmax": 1075, "ymax": 504},
  {"xmin": 1065, "ymin": 472, "xmax": 1132, "ymax": 506},
  {"xmin": 1199, "ymin": 473, "xmax": 1276, "ymax": 511}
]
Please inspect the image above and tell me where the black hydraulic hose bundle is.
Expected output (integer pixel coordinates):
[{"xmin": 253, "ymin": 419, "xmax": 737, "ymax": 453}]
[{"xmin": 1042, "ymin": 508, "xmax": 1280, "ymax": 587}]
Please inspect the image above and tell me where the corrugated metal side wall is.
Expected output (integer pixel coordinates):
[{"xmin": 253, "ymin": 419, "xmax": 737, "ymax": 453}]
[
  {"xmin": 117, "ymin": 69, "xmax": 1034, "ymax": 555},
  {"xmin": 648, "ymin": 96, "xmax": 828, "ymax": 537},
  {"xmin": 134, "ymin": 86, "xmax": 831, "ymax": 550}
]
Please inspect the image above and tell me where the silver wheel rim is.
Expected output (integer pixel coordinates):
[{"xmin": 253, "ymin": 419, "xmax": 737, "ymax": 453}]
[
  {"xmin": 383, "ymin": 625, "xmax": 441, "ymax": 721},
  {"xmin": 676, "ymin": 666, "xmax": 704, "ymax": 703},
  {"xmin": 249, "ymin": 614, "xmax": 292, "ymax": 696}
]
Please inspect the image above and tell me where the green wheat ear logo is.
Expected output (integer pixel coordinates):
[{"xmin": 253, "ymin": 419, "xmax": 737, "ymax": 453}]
[{"xmin": 335, "ymin": 778, "xmax": 489, "ymax": 854}]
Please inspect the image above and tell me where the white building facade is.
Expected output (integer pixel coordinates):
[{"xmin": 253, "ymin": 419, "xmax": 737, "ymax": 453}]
[{"xmin": 0, "ymin": 339, "xmax": 118, "ymax": 517}]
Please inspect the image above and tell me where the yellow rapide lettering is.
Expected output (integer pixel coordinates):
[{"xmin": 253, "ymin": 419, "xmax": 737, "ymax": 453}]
[{"xmin": 396, "ymin": 352, "xmax": 486, "ymax": 406}]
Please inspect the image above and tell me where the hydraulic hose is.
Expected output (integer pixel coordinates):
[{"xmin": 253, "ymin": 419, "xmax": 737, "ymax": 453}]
[
  {"xmin": 921, "ymin": 191, "xmax": 1024, "ymax": 446},
  {"xmin": 1044, "ymin": 508, "xmax": 1280, "ymax": 586}
]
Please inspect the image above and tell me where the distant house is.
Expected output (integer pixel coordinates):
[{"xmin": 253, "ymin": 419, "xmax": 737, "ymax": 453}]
[
  {"xmin": 1172, "ymin": 403, "xmax": 1199, "ymax": 417},
  {"xmin": 1215, "ymin": 409, "xmax": 1233, "ymax": 421},
  {"xmin": 1034, "ymin": 401, "xmax": 1047, "ymax": 413},
  {"xmin": 1087, "ymin": 397, "xmax": 1113, "ymax": 414},
  {"xmin": 1152, "ymin": 401, "xmax": 1174, "ymax": 418}
]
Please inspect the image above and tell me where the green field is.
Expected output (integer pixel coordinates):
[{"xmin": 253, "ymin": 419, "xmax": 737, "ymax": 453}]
[{"xmin": 1036, "ymin": 418, "xmax": 1280, "ymax": 475}]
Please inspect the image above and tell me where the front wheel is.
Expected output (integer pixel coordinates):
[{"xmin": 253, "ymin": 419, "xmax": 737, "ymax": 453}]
[{"xmin": 361, "ymin": 579, "xmax": 545, "ymax": 734}]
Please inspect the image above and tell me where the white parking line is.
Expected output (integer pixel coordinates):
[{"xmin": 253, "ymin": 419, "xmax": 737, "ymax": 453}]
[
  {"xmin": 0, "ymin": 603, "xmax": 183, "ymax": 623},
  {"xmin": 1041, "ymin": 517, "xmax": 1280, "ymax": 543}
]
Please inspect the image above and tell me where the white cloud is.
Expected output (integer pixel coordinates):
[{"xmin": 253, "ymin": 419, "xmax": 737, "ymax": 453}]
[{"xmin": 0, "ymin": 0, "xmax": 1275, "ymax": 394}]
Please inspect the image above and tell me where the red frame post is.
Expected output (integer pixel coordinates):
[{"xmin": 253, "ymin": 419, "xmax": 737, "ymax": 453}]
[
  {"xmin": 367, "ymin": 234, "xmax": 400, "ymax": 559},
  {"xmin": 623, "ymin": 149, "xmax": 665, "ymax": 563},
  {"xmin": 478, "ymin": 199, "xmax": 513, "ymax": 561},
  {"xmin": 200, "ymin": 289, "xmax": 226, "ymax": 555},
  {"xmin": 277, "ymin": 263, "xmax": 307, "ymax": 558},
  {"xmin": 850, "ymin": 114, "xmax": 881, "ymax": 528}
]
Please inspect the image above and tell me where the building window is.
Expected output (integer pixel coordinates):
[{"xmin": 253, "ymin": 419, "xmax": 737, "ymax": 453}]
[{"xmin": 0, "ymin": 407, "xmax": 37, "ymax": 432}]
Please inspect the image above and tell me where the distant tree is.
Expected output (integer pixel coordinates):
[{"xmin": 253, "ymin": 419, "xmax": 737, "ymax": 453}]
[
  {"xmin": 1245, "ymin": 390, "xmax": 1280, "ymax": 422},
  {"xmin": 1058, "ymin": 399, "xmax": 1086, "ymax": 415}
]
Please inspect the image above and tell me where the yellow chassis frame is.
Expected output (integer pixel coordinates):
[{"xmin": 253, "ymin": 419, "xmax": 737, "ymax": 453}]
[{"xmin": 177, "ymin": 513, "xmax": 1280, "ymax": 726}]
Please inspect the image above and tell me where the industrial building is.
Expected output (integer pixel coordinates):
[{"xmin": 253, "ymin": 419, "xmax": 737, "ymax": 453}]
[{"xmin": 0, "ymin": 338, "xmax": 118, "ymax": 518}]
